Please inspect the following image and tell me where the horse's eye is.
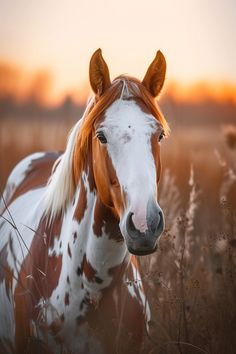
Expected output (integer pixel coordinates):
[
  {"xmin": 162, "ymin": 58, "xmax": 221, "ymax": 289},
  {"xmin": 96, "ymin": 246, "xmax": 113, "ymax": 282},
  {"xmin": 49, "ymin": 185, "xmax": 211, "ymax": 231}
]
[
  {"xmin": 96, "ymin": 131, "xmax": 107, "ymax": 144},
  {"xmin": 159, "ymin": 131, "xmax": 165, "ymax": 142}
]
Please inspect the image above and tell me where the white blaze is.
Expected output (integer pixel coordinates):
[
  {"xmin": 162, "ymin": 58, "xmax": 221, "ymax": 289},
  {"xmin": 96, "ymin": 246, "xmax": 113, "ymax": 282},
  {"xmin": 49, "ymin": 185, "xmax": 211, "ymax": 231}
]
[{"xmin": 101, "ymin": 99, "xmax": 160, "ymax": 233}]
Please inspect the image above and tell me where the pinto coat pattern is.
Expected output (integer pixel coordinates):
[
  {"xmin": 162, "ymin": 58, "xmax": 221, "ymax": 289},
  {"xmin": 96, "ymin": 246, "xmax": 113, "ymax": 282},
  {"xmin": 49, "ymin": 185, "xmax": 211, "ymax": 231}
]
[{"xmin": 0, "ymin": 49, "xmax": 169, "ymax": 354}]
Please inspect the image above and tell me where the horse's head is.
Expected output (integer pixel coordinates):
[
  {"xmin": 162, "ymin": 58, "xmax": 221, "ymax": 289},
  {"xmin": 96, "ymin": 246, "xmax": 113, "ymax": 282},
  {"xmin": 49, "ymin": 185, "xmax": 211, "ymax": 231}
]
[{"xmin": 75, "ymin": 49, "xmax": 169, "ymax": 256}]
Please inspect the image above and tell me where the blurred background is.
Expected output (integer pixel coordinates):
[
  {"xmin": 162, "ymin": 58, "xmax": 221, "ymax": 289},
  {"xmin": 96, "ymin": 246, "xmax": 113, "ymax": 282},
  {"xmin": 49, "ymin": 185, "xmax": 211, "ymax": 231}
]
[
  {"xmin": 0, "ymin": 0, "xmax": 235, "ymax": 190},
  {"xmin": 1, "ymin": 0, "xmax": 236, "ymax": 188},
  {"xmin": 0, "ymin": 0, "xmax": 236, "ymax": 352}
]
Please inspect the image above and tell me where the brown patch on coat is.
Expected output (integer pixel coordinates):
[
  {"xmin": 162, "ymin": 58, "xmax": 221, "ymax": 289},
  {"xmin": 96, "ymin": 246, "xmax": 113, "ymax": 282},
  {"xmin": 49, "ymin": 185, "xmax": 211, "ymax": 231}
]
[
  {"xmin": 64, "ymin": 292, "xmax": 70, "ymax": 306},
  {"xmin": 0, "ymin": 243, "xmax": 8, "ymax": 283},
  {"xmin": 93, "ymin": 197, "xmax": 106, "ymax": 237},
  {"xmin": 82, "ymin": 254, "xmax": 96, "ymax": 282},
  {"xmin": 48, "ymin": 315, "xmax": 65, "ymax": 339},
  {"xmin": 73, "ymin": 179, "xmax": 87, "ymax": 222},
  {"xmin": 14, "ymin": 214, "xmax": 63, "ymax": 353},
  {"xmin": 5, "ymin": 152, "xmax": 61, "ymax": 209},
  {"xmin": 0, "ymin": 242, "xmax": 14, "ymax": 300},
  {"xmin": 81, "ymin": 254, "xmax": 103, "ymax": 284},
  {"xmin": 93, "ymin": 197, "xmax": 123, "ymax": 242}
]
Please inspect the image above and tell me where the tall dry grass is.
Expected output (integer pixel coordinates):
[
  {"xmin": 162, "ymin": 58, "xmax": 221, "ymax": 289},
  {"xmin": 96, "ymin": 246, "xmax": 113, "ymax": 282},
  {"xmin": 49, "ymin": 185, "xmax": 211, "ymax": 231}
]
[
  {"xmin": 140, "ymin": 125, "xmax": 236, "ymax": 354},
  {"xmin": 0, "ymin": 117, "xmax": 236, "ymax": 353}
]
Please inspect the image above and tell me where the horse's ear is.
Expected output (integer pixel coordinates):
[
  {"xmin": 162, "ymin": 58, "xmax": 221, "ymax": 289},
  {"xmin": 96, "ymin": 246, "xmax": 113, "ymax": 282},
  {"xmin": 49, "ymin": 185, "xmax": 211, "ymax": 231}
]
[
  {"xmin": 142, "ymin": 50, "xmax": 166, "ymax": 97},
  {"xmin": 89, "ymin": 49, "xmax": 111, "ymax": 96}
]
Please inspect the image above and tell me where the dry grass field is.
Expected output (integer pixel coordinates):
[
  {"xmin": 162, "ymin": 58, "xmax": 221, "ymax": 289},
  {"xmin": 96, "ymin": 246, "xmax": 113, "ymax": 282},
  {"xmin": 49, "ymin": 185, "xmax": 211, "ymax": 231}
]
[
  {"xmin": 141, "ymin": 124, "xmax": 236, "ymax": 353},
  {"xmin": 0, "ymin": 107, "xmax": 236, "ymax": 353}
]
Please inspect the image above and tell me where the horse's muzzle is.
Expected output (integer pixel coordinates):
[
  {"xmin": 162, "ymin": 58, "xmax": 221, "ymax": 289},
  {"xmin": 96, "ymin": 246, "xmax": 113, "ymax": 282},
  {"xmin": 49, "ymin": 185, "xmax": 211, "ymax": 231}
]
[{"xmin": 125, "ymin": 205, "xmax": 164, "ymax": 256}]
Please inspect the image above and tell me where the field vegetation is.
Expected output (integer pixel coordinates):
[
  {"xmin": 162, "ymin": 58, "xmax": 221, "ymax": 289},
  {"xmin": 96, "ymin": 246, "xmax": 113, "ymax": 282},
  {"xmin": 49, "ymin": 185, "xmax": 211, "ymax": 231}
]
[{"xmin": 141, "ymin": 122, "xmax": 236, "ymax": 353}]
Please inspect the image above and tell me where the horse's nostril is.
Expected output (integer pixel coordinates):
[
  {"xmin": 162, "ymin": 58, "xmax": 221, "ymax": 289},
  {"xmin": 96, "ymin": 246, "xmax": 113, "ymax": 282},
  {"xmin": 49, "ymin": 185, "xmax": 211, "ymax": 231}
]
[
  {"xmin": 156, "ymin": 211, "xmax": 164, "ymax": 235},
  {"xmin": 126, "ymin": 212, "xmax": 141, "ymax": 239},
  {"xmin": 147, "ymin": 209, "xmax": 164, "ymax": 236},
  {"xmin": 149, "ymin": 213, "xmax": 160, "ymax": 234},
  {"xmin": 126, "ymin": 209, "xmax": 164, "ymax": 240},
  {"xmin": 128, "ymin": 213, "xmax": 136, "ymax": 231}
]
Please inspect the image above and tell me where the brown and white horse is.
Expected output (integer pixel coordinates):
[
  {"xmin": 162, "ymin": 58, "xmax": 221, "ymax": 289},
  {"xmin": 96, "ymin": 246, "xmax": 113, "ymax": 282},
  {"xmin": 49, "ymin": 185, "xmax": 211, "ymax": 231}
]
[{"xmin": 0, "ymin": 49, "xmax": 169, "ymax": 354}]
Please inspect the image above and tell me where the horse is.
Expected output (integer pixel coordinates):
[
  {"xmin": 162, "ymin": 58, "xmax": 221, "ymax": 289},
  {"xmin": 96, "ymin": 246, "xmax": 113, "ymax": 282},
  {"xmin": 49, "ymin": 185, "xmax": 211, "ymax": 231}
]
[{"xmin": 0, "ymin": 49, "xmax": 169, "ymax": 354}]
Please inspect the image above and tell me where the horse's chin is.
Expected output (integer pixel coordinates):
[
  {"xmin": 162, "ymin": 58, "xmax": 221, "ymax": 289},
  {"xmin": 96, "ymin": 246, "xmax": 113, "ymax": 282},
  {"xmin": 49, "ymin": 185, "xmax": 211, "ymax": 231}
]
[{"xmin": 127, "ymin": 244, "xmax": 157, "ymax": 256}]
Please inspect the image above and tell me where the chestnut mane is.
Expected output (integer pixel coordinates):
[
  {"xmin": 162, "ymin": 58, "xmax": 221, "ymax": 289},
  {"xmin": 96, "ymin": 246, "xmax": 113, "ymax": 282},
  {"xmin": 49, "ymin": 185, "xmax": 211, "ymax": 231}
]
[{"xmin": 44, "ymin": 76, "xmax": 169, "ymax": 220}]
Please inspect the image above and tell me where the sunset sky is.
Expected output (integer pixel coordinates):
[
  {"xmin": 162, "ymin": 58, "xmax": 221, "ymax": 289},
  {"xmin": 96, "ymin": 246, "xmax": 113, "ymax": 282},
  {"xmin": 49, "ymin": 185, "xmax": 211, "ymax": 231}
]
[{"xmin": 0, "ymin": 0, "xmax": 236, "ymax": 103}]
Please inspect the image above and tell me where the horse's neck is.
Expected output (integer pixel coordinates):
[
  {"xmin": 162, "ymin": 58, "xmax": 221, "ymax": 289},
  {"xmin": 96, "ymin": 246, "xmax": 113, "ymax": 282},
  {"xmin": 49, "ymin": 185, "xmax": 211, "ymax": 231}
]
[{"xmin": 57, "ymin": 170, "xmax": 129, "ymax": 296}]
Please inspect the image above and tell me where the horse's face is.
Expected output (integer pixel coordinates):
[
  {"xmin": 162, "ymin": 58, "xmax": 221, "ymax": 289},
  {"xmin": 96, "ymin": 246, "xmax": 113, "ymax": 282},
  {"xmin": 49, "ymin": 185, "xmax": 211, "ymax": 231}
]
[
  {"xmin": 90, "ymin": 49, "xmax": 167, "ymax": 256},
  {"xmin": 92, "ymin": 98, "xmax": 164, "ymax": 255}
]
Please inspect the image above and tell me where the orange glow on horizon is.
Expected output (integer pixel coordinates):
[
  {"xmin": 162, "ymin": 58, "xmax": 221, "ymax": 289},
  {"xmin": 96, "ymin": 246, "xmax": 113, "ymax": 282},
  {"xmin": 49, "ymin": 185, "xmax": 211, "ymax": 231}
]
[
  {"xmin": 1, "ymin": 61, "xmax": 236, "ymax": 108},
  {"xmin": 166, "ymin": 81, "xmax": 236, "ymax": 104},
  {"xmin": 0, "ymin": 61, "xmax": 90, "ymax": 107},
  {"xmin": 1, "ymin": 0, "xmax": 235, "ymax": 107}
]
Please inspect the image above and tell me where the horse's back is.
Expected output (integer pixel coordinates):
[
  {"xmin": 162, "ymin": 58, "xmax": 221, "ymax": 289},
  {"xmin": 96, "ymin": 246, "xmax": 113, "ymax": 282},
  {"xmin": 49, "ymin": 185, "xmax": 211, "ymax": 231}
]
[{"xmin": 1, "ymin": 151, "xmax": 61, "ymax": 210}]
